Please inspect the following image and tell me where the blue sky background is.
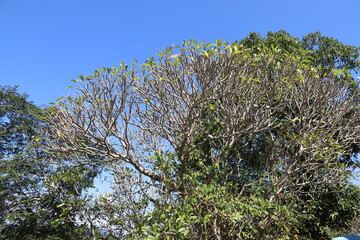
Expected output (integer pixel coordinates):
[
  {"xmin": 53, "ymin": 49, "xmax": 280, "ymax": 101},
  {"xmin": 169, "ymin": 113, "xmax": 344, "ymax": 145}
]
[
  {"xmin": 1, "ymin": 0, "xmax": 360, "ymax": 105},
  {"xmin": 1, "ymin": 0, "xmax": 359, "ymax": 188}
]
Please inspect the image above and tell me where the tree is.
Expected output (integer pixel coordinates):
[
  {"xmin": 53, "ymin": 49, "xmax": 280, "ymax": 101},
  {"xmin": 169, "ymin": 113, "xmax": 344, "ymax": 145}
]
[
  {"xmin": 0, "ymin": 86, "xmax": 101, "ymax": 239},
  {"xmin": 45, "ymin": 32, "xmax": 360, "ymax": 239}
]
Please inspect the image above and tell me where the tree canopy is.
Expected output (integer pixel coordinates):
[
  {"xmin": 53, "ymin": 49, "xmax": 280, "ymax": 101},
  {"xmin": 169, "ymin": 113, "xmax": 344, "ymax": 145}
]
[
  {"xmin": 43, "ymin": 31, "xmax": 360, "ymax": 239},
  {"xmin": 2, "ymin": 31, "xmax": 360, "ymax": 240}
]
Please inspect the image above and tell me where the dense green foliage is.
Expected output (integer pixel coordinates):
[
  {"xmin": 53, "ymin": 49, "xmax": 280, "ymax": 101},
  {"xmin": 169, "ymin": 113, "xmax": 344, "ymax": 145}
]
[{"xmin": 0, "ymin": 86, "xmax": 100, "ymax": 239}]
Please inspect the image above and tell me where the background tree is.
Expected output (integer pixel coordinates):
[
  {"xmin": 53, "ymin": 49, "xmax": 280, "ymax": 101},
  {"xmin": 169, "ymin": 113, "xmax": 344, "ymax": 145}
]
[
  {"xmin": 45, "ymin": 32, "xmax": 360, "ymax": 239},
  {"xmin": 0, "ymin": 86, "xmax": 102, "ymax": 240}
]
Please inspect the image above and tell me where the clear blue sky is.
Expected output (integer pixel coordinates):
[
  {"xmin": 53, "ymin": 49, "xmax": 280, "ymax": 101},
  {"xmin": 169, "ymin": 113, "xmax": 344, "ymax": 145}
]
[
  {"xmin": 1, "ymin": 0, "xmax": 359, "ymax": 190},
  {"xmin": 1, "ymin": 0, "xmax": 360, "ymax": 105}
]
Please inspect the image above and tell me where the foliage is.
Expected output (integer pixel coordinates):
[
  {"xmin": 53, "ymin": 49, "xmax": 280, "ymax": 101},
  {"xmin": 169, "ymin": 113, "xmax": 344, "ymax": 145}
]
[
  {"xmin": 133, "ymin": 175, "xmax": 299, "ymax": 240},
  {"xmin": 0, "ymin": 86, "xmax": 100, "ymax": 239},
  {"xmin": 295, "ymin": 183, "xmax": 360, "ymax": 239}
]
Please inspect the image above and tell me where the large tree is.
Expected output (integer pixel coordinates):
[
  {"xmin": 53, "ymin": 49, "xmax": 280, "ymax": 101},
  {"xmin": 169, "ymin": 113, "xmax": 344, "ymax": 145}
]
[{"xmin": 45, "ymin": 32, "xmax": 360, "ymax": 239}]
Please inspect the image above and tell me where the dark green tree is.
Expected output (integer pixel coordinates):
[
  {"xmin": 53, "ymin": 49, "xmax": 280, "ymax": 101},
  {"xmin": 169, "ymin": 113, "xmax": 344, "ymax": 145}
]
[{"xmin": 0, "ymin": 86, "xmax": 101, "ymax": 239}]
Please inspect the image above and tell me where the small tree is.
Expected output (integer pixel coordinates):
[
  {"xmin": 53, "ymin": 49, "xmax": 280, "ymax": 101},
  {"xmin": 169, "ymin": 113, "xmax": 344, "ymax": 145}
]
[{"xmin": 45, "ymin": 33, "xmax": 360, "ymax": 239}]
